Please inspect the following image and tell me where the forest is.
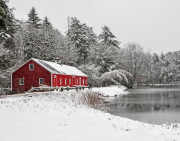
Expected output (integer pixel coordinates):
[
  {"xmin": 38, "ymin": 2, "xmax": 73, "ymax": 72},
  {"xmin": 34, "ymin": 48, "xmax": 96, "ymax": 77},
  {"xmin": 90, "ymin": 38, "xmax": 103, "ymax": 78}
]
[{"xmin": 1, "ymin": 1, "xmax": 180, "ymax": 91}]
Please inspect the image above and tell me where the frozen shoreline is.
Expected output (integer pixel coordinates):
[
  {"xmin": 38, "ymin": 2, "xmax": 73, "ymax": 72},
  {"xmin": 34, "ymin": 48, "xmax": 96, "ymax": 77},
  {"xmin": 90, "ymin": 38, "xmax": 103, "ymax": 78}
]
[
  {"xmin": 0, "ymin": 89, "xmax": 179, "ymax": 141},
  {"xmin": 91, "ymin": 85, "xmax": 128, "ymax": 97}
]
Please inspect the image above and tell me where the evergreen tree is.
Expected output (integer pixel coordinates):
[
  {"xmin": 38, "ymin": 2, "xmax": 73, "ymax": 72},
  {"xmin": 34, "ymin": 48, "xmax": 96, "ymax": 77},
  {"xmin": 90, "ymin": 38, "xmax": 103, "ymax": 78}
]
[
  {"xmin": 85, "ymin": 26, "xmax": 97, "ymax": 44},
  {"xmin": 42, "ymin": 16, "xmax": 52, "ymax": 29},
  {"xmin": 67, "ymin": 17, "xmax": 89, "ymax": 65},
  {"xmin": 160, "ymin": 52, "xmax": 165, "ymax": 60},
  {"xmin": 98, "ymin": 25, "xmax": 120, "ymax": 47},
  {"xmin": 0, "ymin": 0, "xmax": 15, "ymax": 39},
  {"xmin": 152, "ymin": 53, "xmax": 159, "ymax": 63},
  {"xmin": 96, "ymin": 25, "xmax": 120, "ymax": 74},
  {"xmin": 0, "ymin": 55, "xmax": 10, "ymax": 70},
  {"xmin": 95, "ymin": 43, "xmax": 116, "ymax": 74},
  {"xmin": 27, "ymin": 7, "xmax": 41, "ymax": 28}
]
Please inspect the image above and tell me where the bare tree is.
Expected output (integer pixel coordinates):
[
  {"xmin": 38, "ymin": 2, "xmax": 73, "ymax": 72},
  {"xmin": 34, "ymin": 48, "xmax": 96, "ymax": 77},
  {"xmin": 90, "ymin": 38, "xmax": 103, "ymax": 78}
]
[{"xmin": 121, "ymin": 42, "xmax": 146, "ymax": 82}]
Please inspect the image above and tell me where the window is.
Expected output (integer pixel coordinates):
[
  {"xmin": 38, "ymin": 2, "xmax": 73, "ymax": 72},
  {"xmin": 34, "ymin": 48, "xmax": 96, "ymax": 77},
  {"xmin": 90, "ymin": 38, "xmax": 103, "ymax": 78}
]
[
  {"xmin": 65, "ymin": 78, "xmax": 66, "ymax": 85},
  {"xmin": 83, "ymin": 79, "xmax": 84, "ymax": 84},
  {"xmin": 29, "ymin": 64, "xmax": 34, "ymax": 71},
  {"xmin": 60, "ymin": 78, "xmax": 62, "ymax": 85},
  {"xmin": 54, "ymin": 75, "xmax": 56, "ymax": 78},
  {"xmin": 19, "ymin": 78, "xmax": 24, "ymax": 85},
  {"xmin": 77, "ymin": 79, "xmax": 78, "ymax": 84},
  {"xmin": 39, "ymin": 78, "xmax": 44, "ymax": 85},
  {"xmin": 69, "ymin": 79, "xmax": 71, "ymax": 84}
]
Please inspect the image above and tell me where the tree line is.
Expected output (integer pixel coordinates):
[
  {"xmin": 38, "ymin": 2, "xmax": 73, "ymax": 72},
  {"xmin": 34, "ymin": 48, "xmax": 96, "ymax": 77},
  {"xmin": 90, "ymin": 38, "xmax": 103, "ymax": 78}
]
[{"xmin": 1, "ymin": 1, "xmax": 180, "ymax": 89}]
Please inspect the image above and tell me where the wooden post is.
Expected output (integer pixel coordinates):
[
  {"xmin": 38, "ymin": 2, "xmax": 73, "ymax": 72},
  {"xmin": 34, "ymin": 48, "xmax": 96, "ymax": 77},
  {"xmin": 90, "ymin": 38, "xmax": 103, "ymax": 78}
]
[
  {"xmin": 67, "ymin": 87, "xmax": 69, "ymax": 91},
  {"xmin": 76, "ymin": 87, "xmax": 78, "ymax": 91},
  {"xmin": 61, "ymin": 87, "xmax": 63, "ymax": 92}
]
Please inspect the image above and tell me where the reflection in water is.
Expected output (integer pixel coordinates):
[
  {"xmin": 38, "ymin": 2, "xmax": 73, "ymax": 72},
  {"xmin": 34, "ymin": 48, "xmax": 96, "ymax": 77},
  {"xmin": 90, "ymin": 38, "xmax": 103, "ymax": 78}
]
[{"xmin": 105, "ymin": 87, "xmax": 180, "ymax": 125}]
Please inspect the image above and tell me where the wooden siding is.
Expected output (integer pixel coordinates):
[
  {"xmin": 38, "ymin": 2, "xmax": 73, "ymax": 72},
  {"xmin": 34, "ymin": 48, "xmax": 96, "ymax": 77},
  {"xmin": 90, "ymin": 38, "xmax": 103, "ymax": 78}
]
[
  {"xmin": 12, "ymin": 59, "xmax": 51, "ymax": 91},
  {"xmin": 52, "ymin": 74, "xmax": 88, "ymax": 87}
]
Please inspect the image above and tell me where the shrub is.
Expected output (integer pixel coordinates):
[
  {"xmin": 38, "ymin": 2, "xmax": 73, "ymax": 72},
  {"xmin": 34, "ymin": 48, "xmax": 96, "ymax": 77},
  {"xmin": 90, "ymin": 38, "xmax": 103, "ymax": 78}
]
[{"xmin": 79, "ymin": 91, "xmax": 105, "ymax": 110}]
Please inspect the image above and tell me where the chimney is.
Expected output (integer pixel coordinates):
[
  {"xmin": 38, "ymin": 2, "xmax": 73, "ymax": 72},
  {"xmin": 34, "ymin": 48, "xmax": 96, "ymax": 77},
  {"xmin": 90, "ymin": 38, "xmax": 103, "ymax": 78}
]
[
  {"xmin": 54, "ymin": 57, "xmax": 61, "ymax": 65},
  {"xmin": 70, "ymin": 61, "xmax": 73, "ymax": 66}
]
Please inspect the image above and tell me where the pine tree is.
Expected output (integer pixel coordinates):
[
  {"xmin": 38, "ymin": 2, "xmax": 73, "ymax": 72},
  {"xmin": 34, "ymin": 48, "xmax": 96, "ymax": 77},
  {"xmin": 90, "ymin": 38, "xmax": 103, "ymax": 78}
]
[
  {"xmin": 96, "ymin": 25, "xmax": 120, "ymax": 74},
  {"xmin": 42, "ymin": 16, "xmax": 52, "ymax": 29},
  {"xmin": 27, "ymin": 7, "xmax": 41, "ymax": 28},
  {"xmin": 152, "ymin": 53, "xmax": 159, "ymax": 63},
  {"xmin": 95, "ymin": 43, "xmax": 116, "ymax": 74},
  {"xmin": 0, "ymin": 55, "xmax": 10, "ymax": 69},
  {"xmin": 0, "ymin": 0, "xmax": 15, "ymax": 39},
  {"xmin": 98, "ymin": 25, "xmax": 120, "ymax": 47},
  {"xmin": 67, "ymin": 17, "xmax": 89, "ymax": 65}
]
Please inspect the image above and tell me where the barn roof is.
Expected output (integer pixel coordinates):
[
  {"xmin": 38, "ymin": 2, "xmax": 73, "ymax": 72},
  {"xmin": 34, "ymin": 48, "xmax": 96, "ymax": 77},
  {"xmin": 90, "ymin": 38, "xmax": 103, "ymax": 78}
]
[{"xmin": 32, "ymin": 58, "xmax": 87, "ymax": 77}]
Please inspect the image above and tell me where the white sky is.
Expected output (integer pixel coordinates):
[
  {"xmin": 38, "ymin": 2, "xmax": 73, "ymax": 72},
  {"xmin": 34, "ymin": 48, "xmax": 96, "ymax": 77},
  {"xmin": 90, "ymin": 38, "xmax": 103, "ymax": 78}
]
[{"xmin": 9, "ymin": 0, "xmax": 180, "ymax": 54}]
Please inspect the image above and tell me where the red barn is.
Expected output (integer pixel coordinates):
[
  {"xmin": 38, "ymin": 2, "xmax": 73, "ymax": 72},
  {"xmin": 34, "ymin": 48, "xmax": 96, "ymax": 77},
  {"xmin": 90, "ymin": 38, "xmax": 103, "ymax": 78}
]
[{"xmin": 11, "ymin": 58, "xmax": 88, "ymax": 92}]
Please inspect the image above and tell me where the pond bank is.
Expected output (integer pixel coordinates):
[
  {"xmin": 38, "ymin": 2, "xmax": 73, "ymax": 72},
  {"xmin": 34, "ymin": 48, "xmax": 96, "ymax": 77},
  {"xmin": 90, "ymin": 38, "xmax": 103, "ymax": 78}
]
[
  {"xmin": 0, "ymin": 90, "xmax": 179, "ymax": 141},
  {"xmin": 91, "ymin": 85, "xmax": 128, "ymax": 97}
]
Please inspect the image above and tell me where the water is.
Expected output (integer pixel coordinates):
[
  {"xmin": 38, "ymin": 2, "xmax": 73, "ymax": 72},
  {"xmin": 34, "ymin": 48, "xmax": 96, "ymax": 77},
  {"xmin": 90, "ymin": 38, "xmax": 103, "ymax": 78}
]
[{"xmin": 105, "ymin": 87, "xmax": 180, "ymax": 125}]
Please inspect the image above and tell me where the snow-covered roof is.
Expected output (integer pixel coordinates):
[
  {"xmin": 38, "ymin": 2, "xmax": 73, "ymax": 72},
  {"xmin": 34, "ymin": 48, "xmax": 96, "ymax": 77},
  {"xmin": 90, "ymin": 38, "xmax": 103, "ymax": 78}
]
[{"xmin": 32, "ymin": 58, "xmax": 87, "ymax": 77}]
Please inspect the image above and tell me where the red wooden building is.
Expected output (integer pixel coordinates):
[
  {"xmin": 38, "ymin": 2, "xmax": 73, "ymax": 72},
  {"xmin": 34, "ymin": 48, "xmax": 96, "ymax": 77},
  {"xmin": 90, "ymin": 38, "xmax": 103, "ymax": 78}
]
[{"xmin": 11, "ymin": 58, "xmax": 88, "ymax": 92}]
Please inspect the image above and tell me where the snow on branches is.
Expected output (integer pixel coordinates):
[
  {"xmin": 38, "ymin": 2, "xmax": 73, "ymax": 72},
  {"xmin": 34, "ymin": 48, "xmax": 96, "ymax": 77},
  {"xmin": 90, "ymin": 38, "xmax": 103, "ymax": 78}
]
[{"xmin": 99, "ymin": 69, "xmax": 133, "ymax": 85}]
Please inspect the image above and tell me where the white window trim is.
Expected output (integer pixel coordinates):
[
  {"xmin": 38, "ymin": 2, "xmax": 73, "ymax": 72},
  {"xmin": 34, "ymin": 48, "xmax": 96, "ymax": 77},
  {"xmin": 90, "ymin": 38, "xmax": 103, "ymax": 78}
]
[
  {"xmin": 29, "ymin": 64, "xmax": 34, "ymax": 71},
  {"xmin": 65, "ymin": 78, "xmax": 66, "ymax": 85},
  {"xmin": 19, "ymin": 78, "xmax": 24, "ymax": 85},
  {"xmin": 69, "ymin": 79, "xmax": 71, "ymax": 84},
  {"xmin": 60, "ymin": 78, "xmax": 62, "ymax": 85},
  {"xmin": 83, "ymin": 79, "xmax": 84, "ymax": 84},
  {"xmin": 39, "ymin": 78, "xmax": 44, "ymax": 85},
  {"xmin": 77, "ymin": 79, "xmax": 78, "ymax": 84}
]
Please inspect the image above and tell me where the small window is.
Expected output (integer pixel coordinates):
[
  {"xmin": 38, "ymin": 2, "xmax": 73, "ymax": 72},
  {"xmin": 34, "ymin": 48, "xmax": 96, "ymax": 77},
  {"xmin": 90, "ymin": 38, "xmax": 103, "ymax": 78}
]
[
  {"xmin": 60, "ymin": 78, "xmax": 62, "ymax": 85},
  {"xmin": 54, "ymin": 75, "xmax": 56, "ymax": 78},
  {"xmin": 77, "ymin": 79, "xmax": 78, "ymax": 84},
  {"xmin": 69, "ymin": 79, "xmax": 71, "ymax": 84},
  {"xmin": 29, "ymin": 64, "xmax": 34, "ymax": 71},
  {"xmin": 65, "ymin": 78, "xmax": 66, "ymax": 85},
  {"xmin": 83, "ymin": 79, "xmax": 84, "ymax": 84},
  {"xmin": 39, "ymin": 78, "xmax": 44, "ymax": 85},
  {"xmin": 19, "ymin": 78, "xmax": 24, "ymax": 85}
]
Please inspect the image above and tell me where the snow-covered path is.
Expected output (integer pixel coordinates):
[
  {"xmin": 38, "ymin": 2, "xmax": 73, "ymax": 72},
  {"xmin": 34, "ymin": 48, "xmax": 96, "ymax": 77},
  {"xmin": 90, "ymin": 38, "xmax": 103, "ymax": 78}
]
[{"xmin": 0, "ymin": 90, "xmax": 179, "ymax": 141}]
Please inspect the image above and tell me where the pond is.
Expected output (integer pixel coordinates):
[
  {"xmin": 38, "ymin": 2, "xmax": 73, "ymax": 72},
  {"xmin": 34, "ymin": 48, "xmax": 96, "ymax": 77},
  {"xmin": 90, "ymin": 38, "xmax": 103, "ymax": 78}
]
[{"xmin": 105, "ymin": 87, "xmax": 180, "ymax": 125}]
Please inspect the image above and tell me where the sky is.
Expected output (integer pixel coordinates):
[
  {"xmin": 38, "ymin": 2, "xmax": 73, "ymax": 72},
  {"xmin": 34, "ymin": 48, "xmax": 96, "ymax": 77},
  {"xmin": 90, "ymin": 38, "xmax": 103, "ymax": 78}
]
[{"xmin": 8, "ymin": 0, "xmax": 180, "ymax": 54}]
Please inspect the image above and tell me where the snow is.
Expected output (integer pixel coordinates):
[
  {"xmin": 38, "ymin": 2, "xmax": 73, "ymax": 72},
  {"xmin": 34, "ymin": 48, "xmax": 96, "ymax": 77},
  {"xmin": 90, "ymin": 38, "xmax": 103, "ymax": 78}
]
[
  {"xmin": 91, "ymin": 85, "xmax": 128, "ymax": 96},
  {"xmin": 33, "ymin": 58, "xmax": 87, "ymax": 76},
  {"xmin": 0, "ymin": 90, "xmax": 180, "ymax": 141}
]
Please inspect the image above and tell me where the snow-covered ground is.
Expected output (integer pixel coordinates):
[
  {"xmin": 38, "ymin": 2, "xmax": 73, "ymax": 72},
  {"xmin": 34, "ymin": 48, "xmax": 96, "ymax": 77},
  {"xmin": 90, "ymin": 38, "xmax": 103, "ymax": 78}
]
[
  {"xmin": 0, "ymin": 89, "xmax": 180, "ymax": 141},
  {"xmin": 91, "ymin": 85, "xmax": 128, "ymax": 97}
]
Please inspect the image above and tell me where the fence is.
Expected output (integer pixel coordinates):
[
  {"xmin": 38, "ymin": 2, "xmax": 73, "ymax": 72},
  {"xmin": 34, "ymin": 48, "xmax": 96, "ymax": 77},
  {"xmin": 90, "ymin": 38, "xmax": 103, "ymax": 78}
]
[{"xmin": 27, "ymin": 86, "xmax": 90, "ymax": 93}]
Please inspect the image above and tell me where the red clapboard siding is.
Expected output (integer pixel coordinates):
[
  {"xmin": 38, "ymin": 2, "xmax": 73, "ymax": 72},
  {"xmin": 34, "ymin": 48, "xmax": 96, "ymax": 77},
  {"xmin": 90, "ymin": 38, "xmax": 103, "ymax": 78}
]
[
  {"xmin": 12, "ymin": 58, "xmax": 88, "ymax": 92},
  {"xmin": 12, "ymin": 59, "xmax": 51, "ymax": 91},
  {"xmin": 52, "ymin": 74, "xmax": 88, "ymax": 87}
]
